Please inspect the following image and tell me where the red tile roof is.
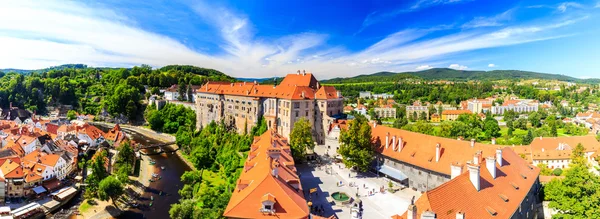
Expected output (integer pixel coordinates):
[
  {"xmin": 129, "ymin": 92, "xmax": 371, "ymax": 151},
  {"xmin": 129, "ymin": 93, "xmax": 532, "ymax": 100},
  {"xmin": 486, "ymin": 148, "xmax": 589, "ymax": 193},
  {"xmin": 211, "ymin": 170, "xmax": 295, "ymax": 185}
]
[
  {"xmin": 198, "ymin": 73, "xmax": 339, "ymax": 101},
  {"xmin": 223, "ymin": 130, "xmax": 309, "ymax": 218},
  {"xmin": 441, "ymin": 110, "xmax": 472, "ymax": 115},
  {"xmin": 401, "ymin": 148, "xmax": 540, "ymax": 219},
  {"xmin": 371, "ymin": 124, "xmax": 502, "ymax": 175}
]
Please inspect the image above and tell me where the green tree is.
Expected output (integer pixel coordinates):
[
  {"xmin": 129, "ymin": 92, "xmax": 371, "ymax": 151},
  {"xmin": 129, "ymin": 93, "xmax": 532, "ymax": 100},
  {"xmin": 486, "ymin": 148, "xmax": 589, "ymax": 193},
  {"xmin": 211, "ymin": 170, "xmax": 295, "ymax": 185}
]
[
  {"xmin": 552, "ymin": 168, "xmax": 563, "ymax": 176},
  {"xmin": 289, "ymin": 118, "xmax": 315, "ymax": 161},
  {"xmin": 392, "ymin": 117, "xmax": 408, "ymax": 129},
  {"xmin": 544, "ymin": 164, "xmax": 600, "ymax": 217},
  {"xmin": 506, "ymin": 120, "xmax": 514, "ymax": 136},
  {"xmin": 419, "ymin": 111, "xmax": 427, "ymax": 121},
  {"xmin": 410, "ymin": 111, "xmax": 417, "ymax": 122},
  {"xmin": 537, "ymin": 163, "xmax": 552, "ymax": 176},
  {"xmin": 528, "ymin": 111, "xmax": 541, "ymax": 128},
  {"xmin": 571, "ymin": 143, "xmax": 586, "ymax": 166},
  {"xmin": 169, "ymin": 199, "xmax": 196, "ymax": 219},
  {"xmin": 338, "ymin": 115, "xmax": 374, "ymax": 172},
  {"xmin": 515, "ymin": 118, "xmax": 528, "ymax": 130},
  {"xmin": 522, "ymin": 129, "xmax": 534, "ymax": 145},
  {"xmin": 66, "ymin": 110, "xmax": 77, "ymax": 120},
  {"xmin": 98, "ymin": 176, "xmax": 124, "ymax": 209},
  {"xmin": 483, "ymin": 119, "xmax": 501, "ymax": 140}
]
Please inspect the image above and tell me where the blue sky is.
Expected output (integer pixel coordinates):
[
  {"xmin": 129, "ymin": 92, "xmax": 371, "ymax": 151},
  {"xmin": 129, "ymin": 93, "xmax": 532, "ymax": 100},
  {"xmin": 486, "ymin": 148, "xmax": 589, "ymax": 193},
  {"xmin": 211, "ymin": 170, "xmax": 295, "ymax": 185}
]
[{"xmin": 0, "ymin": 0, "xmax": 598, "ymax": 79}]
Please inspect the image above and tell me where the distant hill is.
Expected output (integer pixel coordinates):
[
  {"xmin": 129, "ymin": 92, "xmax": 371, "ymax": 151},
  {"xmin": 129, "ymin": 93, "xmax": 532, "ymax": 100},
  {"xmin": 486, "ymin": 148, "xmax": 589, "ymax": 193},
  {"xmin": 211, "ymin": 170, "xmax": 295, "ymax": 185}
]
[
  {"xmin": 321, "ymin": 68, "xmax": 600, "ymax": 84},
  {"xmin": 322, "ymin": 71, "xmax": 417, "ymax": 84},
  {"xmin": 1, "ymin": 64, "xmax": 234, "ymax": 80},
  {"xmin": 1, "ymin": 64, "xmax": 117, "ymax": 74},
  {"xmin": 159, "ymin": 65, "xmax": 234, "ymax": 81}
]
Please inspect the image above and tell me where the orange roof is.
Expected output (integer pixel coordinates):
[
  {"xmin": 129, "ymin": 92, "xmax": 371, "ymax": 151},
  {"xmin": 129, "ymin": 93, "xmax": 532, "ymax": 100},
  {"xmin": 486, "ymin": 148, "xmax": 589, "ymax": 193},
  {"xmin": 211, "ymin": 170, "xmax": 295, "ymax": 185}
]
[
  {"xmin": 223, "ymin": 130, "xmax": 309, "ymax": 218},
  {"xmin": 80, "ymin": 124, "xmax": 106, "ymax": 140},
  {"xmin": 23, "ymin": 150, "xmax": 44, "ymax": 163},
  {"xmin": 402, "ymin": 148, "xmax": 540, "ymax": 219},
  {"xmin": 23, "ymin": 162, "xmax": 44, "ymax": 183},
  {"xmin": 0, "ymin": 157, "xmax": 23, "ymax": 179},
  {"xmin": 328, "ymin": 120, "xmax": 348, "ymax": 133},
  {"xmin": 372, "ymin": 125, "xmax": 502, "ymax": 175},
  {"xmin": 198, "ymin": 73, "xmax": 338, "ymax": 101},
  {"xmin": 502, "ymin": 99, "xmax": 520, "ymax": 106},
  {"xmin": 57, "ymin": 124, "xmax": 77, "ymax": 133},
  {"xmin": 40, "ymin": 154, "xmax": 61, "ymax": 167},
  {"xmin": 431, "ymin": 113, "xmax": 439, "ymax": 118},
  {"xmin": 441, "ymin": 110, "xmax": 472, "ymax": 115},
  {"xmin": 279, "ymin": 73, "xmax": 319, "ymax": 89},
  {"xmin": 529, "ymin": 136, "xmax": 600, "ymax": 160},
  {"xmin": 315, "ymin": 86, "xmax": 341, "ymax": 99}
]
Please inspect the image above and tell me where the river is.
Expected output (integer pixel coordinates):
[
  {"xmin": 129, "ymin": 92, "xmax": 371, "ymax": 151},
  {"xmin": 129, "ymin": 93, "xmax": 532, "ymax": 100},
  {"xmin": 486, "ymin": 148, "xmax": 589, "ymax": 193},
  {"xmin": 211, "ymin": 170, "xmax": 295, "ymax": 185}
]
[{"xmin": 94, "ymin": 126, "xmax": 190, "ymax": 219}]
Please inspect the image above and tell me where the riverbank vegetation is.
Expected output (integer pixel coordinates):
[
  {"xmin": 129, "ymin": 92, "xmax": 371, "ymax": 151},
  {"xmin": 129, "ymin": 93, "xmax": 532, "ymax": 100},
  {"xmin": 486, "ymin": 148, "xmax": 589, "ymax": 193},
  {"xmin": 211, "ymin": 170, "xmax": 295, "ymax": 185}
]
[
  {"xmin": 169, "ymin": 119, "xmax": 268, "ymax": 219},
  {"xmin": 144, "ymin": 103, "xmax": 196, "ymax": 134}
]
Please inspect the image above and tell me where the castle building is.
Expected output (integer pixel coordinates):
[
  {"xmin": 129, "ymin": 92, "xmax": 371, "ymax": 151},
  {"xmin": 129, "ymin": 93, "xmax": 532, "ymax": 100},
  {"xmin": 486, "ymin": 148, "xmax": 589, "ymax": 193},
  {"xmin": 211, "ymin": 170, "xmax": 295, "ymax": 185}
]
[{"xmin": 195, "ymin": 71, "xmax": 343, "ymax": 143}]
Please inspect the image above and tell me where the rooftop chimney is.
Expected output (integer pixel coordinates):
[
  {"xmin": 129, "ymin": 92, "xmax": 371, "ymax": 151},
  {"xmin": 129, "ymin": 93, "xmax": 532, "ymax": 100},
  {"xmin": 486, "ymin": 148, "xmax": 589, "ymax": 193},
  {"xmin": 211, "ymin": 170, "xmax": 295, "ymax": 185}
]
[
  {"xmin": 486, "ymin": 156, "xmax": 497, "ymax": 179},
  {"xmin": 470, "ymin": 139, "xmax": 475, "ymax": 148},
  {"xmin": 398, "ymin": 137, "xmax": 404, "ymax": 152},
  {"xmin": 421, "ymin": 211, "xmax": 436, "ymax": 219},
  {"xmin": 272, "ymin": 163, "xmax": 279, "ymax": 178},
  {"xmin": 435, "ymin": 143, "xmax": 441, "ymax": 162},
  {"xmin": 456, "ymin": 212, "xmax": 465, "ymax": 219},
  {"xmin": 407, "ymin": 203, "xmax": 417, "ymax": 219},
  {"xmin": 385, "ymin": 132, "xmax": 390, "ymax": 149},
  {"xmin": 302, "ymin": 70, "xmax": 306, "ymax": 76},
  {"xmin": 450, "ymin": 162, "xmax": 462, "ymax": 179},
  {"xmin": 392, "ymin": 135, "xmax": 397, "ymax": 150},
  {"xmin": 496, "ymin": 148, "xmax": 503, "ymax": 167},
  {"xmin": 491, "ymin": 138, "xmax": 496, "ymax": 145},
  {"xmin": 473, "ymin": 151, "xmax": 482, "ymax": 165},
  {"xmin": 467, "ymin": 163, "xmax": 481, "ymax": 191}
]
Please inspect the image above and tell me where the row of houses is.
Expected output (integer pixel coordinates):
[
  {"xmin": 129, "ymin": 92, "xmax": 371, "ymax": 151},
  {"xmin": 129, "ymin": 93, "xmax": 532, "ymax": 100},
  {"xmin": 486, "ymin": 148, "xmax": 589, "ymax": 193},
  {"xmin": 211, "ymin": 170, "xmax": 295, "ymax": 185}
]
[{"xmin": 0, "ymin": 117, "xmax": 127, "ymax": 203}]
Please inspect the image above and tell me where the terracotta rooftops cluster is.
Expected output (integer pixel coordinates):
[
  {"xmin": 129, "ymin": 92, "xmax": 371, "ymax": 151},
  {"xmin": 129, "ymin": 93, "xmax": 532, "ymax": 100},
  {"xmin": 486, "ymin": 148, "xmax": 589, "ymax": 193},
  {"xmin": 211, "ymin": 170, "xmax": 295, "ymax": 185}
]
[
  {"xmin": 397, "ymin": 147, "xmax": 540, "ymax": 219},
  {"xmin": 372, "ymin": 124, "xmax": 500, "ymax": 176},
  {"xmin": 223, "ymin": 130, "xmax": 309, "ymax": 219},
  {"xmin": 198, "ymin": 73, "xmax": 341, "ymax": 100}
]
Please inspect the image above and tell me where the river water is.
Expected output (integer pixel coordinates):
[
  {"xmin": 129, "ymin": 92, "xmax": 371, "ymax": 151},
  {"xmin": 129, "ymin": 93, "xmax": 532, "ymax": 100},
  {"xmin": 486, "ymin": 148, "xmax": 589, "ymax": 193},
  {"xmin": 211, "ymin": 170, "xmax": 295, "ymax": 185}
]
[{"xmin": 92, "ymin": 126, "xmax": 190, "ymax": 219}]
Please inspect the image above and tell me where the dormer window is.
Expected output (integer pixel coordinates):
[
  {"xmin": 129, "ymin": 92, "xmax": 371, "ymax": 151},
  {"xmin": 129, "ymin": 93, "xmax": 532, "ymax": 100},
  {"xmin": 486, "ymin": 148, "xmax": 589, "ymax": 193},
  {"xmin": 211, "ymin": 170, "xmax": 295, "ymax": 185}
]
[{"xmin": 260, "ymin": 193, "xmax": 276, "ymax": 214}]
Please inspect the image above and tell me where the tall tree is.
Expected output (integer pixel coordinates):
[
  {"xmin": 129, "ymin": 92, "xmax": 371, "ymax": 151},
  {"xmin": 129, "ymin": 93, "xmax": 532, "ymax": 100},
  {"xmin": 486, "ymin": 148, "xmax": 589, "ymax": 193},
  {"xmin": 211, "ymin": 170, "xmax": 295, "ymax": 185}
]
[
  {"xmin": 338, "ymin": 115, "xmax": 374, "ymax": 172},
  {"xmin": 523, "ymin": 129, "xmax": 534, "ymax": 145},
  {"xmin": 289, "ymin": 118, "xmax": 315, "ymax": 161},
  {"xmin": 98, "ymin": 176, "xmax": 124, "ymax": 209}
]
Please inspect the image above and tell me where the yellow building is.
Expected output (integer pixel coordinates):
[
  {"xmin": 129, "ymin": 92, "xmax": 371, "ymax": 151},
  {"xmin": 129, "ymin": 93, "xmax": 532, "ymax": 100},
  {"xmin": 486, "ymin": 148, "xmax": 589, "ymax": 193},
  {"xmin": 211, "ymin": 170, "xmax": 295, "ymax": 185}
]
[
  {"xmin": 441, "ymin": 110, "xmax": 472, "ymax": 121},
  {"xmin": 431, "ymin": 113, "xmax": 440, "ymax": 122}
]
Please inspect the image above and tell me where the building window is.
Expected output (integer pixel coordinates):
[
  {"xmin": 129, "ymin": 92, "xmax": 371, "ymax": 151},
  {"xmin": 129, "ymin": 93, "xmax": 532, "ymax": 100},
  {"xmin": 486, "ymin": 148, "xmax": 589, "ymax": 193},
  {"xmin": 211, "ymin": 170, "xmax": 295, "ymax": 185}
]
[{"xmin": 295, "ymin": 111, "xmax": 299, "ymax": 117}]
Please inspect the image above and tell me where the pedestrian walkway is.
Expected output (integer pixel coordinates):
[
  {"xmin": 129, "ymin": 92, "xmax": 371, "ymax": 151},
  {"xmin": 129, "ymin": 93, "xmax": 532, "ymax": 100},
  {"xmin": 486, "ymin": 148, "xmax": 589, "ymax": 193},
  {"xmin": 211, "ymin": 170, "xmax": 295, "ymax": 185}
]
[{"xmin": 299, "ymin": 144, "xmax": 421, "ymax": 219}]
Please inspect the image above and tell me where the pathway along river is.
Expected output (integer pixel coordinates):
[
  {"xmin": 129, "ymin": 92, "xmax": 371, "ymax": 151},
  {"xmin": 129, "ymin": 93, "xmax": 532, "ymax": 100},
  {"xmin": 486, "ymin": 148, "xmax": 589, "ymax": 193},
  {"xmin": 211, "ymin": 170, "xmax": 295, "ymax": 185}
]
[{"xmin": 97, "ymin": 126, "xmax": 190, "ymax": 219}]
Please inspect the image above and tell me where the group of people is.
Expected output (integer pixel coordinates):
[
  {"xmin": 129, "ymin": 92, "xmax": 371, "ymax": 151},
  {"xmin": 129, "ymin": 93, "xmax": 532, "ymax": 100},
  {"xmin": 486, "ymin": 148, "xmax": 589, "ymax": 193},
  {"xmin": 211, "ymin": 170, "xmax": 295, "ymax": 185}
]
[{"xmin": 312, "ymin": 204, "xmax": 327, "ymax": 216}]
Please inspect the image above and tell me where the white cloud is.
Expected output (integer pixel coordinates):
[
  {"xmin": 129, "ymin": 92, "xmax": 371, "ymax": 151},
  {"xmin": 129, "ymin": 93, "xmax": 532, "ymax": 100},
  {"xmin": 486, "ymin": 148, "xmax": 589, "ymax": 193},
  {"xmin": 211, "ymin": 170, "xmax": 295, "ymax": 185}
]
[
  {"xmin": 557, "ymin": 2, "xmax": 584, "ymax": 12},
  {"xmin": 416, "ymin": 65, "xmax": 433, "ymax": 70},
  {"xmin": 449, "ymin": 64, "xmax": 468, "ymax": 70},
  {"xmin": 0, "ymin": 0, "xmax": 587, "ymax": 78},
  {"xmin": 488, "ymin": 63, "xmax": 496, "ymax": 67},
  {"xmin": 596, "ymin": 2, "xmax": 600, "ymax": 8},
  {"xmin": 462, "ymin": 9, "xmax": 514, "ymax": 29}
]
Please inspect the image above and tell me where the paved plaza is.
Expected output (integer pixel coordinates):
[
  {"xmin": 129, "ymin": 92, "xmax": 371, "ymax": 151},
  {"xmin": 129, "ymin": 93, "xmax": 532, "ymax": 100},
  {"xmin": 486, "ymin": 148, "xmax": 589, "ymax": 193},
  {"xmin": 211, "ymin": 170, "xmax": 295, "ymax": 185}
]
[{"xmin": 298, "ymin": 144, "xmax": 421, "ymax": 219}]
